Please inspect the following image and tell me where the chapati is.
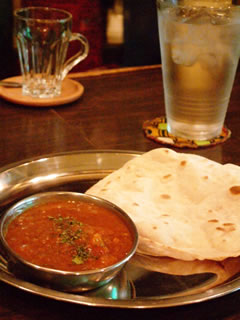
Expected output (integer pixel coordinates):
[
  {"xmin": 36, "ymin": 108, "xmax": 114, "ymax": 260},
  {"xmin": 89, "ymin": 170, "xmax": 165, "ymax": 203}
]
[
  {"xmin": 129, "ymin": 254, "xmax": 240, "ymax": 294},
  {"xmin": 86, "ymin": 148, "xmax": 240, "ymax": 261}
]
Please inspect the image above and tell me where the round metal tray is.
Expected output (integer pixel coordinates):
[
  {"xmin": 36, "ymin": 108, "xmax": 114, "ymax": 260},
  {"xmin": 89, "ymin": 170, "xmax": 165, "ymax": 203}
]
[{"xmin": 0, "ymin": 150, "xmax": 240, "ymax": 309}]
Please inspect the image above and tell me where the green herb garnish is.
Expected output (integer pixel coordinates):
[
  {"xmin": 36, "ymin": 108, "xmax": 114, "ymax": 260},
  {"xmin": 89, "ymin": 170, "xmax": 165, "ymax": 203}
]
[
  {"xmin": 72, "ymin": 246, "xmax": 91, "ymax": 265},
  {"xmin": 48, "ymin": 215, "xmax": 90, "ymax": 264}
]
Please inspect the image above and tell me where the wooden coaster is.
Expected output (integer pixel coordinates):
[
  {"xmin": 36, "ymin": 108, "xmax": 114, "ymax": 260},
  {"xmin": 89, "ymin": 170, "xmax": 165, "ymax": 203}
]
[{"xmin": 0, "ymin": 76, "xmax": 84, "ymax": 107}]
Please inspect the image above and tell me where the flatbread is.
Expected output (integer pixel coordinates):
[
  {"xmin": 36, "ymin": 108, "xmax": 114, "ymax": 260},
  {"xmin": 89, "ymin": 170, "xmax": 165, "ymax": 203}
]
[
  {"xmin": 86, "ymin": 148, "xmax": 240, "ymax": 261},
  {"xmin": 129, "ymin": 254, "xmax": 240, "ymax": 295}
]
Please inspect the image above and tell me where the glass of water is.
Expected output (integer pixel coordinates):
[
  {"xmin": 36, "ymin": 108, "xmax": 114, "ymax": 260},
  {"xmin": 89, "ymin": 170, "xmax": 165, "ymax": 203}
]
[{"xmin": 157, "ymin": 0, "xmax": 240, "ymax": 140}]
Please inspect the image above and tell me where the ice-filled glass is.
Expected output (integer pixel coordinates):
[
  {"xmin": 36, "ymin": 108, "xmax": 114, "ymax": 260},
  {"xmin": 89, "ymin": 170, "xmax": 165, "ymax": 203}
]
[
  {"xmin": 157, "ymin": 0, "xmax": 240, "ymax": 140},
  {"xmin": 14, "ymin": 7, "xmax": 89, "ymax": 98}
]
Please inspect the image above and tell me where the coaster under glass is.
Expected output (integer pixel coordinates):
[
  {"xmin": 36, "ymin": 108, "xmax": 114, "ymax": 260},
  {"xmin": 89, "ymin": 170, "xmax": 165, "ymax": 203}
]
[{"xmin": 143, "ymin": 116, "xmax": 231, "ymax": 149}]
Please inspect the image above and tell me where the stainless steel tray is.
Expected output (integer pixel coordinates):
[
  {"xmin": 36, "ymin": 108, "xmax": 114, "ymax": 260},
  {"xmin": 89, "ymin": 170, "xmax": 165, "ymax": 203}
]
[{"xmin": 0, "ymin": 150, "xmax": 240, "ymax": 309}]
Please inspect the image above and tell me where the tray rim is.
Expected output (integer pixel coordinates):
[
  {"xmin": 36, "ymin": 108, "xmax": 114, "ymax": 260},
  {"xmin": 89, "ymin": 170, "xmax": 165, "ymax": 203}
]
[
  {"xmin": 0, "ymin": 149, "xmax": 240, "ymax": 309},
  {"xmin": 0, "ymin": 149, "xmax": 143, "ymax": 174}
]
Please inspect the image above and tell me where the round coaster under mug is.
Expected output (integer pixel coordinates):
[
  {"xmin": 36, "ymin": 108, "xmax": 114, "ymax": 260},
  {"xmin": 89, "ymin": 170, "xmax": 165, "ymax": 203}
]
[{"xmin": 0, "ymin": 76, "xmax": 84, "ymax": 107}]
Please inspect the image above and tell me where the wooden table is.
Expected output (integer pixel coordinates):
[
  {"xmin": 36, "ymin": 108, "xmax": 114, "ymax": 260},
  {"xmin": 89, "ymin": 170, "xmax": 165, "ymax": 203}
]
[{"xmin": 0, "ymin": 65, "xmax": 240, "ymax": 319}]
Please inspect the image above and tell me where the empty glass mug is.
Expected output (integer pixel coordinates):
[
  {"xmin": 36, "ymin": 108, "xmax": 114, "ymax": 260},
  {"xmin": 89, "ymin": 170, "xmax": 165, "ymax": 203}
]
[{"xmin": 14, "ymin": 7, "xmax": 89, "ymax": 98}]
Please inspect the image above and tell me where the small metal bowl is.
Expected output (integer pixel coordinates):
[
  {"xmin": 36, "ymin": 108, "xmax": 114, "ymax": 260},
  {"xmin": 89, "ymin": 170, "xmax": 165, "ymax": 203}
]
[{"xmin": 0, "ymin": 191, "xmax": 138, "ymax": 292}]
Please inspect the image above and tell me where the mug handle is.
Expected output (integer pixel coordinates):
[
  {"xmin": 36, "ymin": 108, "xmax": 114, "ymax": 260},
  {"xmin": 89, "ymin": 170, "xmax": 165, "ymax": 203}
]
[{"xmin": 62, "ymin": 33, "xmax": 89, "ymax": 79}]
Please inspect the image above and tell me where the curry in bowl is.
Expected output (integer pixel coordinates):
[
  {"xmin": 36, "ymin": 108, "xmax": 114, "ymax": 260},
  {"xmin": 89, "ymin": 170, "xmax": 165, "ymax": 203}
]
[{"xmin": 0, "ymin": 192, "xmax": 138, "ymax": 292}]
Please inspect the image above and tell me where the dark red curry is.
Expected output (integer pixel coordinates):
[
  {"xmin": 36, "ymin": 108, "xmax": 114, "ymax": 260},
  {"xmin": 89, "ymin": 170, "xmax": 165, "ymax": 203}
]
[{"xmin": 5, "ymin": 200, "xmax": 134, "ymax": 272}]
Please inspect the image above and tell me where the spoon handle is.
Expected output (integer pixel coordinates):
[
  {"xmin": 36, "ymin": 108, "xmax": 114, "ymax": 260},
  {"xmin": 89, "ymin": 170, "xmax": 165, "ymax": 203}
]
[{"xmin": 0, "ymin": 81, "xmax": 22, "ymax": 88}]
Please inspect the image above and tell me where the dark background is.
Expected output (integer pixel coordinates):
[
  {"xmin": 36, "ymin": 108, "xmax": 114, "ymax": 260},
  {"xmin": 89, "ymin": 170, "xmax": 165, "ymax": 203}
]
[{"xmin": 0, "ymin": 0, "xmax": 161, "ymax": 79}]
